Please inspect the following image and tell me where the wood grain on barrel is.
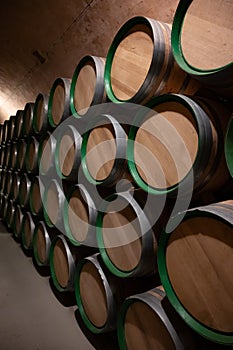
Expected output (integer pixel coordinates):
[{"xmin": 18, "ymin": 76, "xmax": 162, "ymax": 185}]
[
  {"xmin": 27, "ymin": 140, "xmax": 36, "ymax": 172},
  {"xmin": 125, "ymin": 297, "xmax": 176, "ymax": 350},
  {"xmin": 181, "ymin": 0, "xmax": 233, "ymax": 70},
  {"xmin": 47, "ymin": 184, "xmax": 59, "ymax": 225},
  {"xmin": 79, "ymin": 261, "xmax": 108, "ymax": 328},
  {"xmin": 40, "ymin": 136, "xmax": 52, "ymax": 173},
  {"xmin": 68, "ymin": 189, "xmax": 89, "ymax": 242},
  {"xmin": 31, "ymin": 180, "xmax": 42, "ymax": 214},
  {"xmin": 86, "ymin": 125, "xmax": 116, "ymax": 181},
  {"xmin": 111, "ymin": 26, "xmax": 154, "ymax": 100},
  {"xmin": 134, "ymin": 102, "xmax": 198, "ymax": 188},
  {"xmin": 53, "ymin": 239, "xmax": 69, "ymax": 288},
  {"xmin": 74, "ymin": 63, "xmax": 96, "ymax": 115},
  {"xmin": 24, "ymin": 214, "xmax": 32, "ymax": 248},
  {"xmin": 51, "ymin": 83, "xmax": 65, "ymax": 126},
  {"xmin": 15, "ymin": 206, "xmax": 23, "ymax": 236},
  {"xmin": 166, "ymin": 216, "xmax": 233, "ymax": 332},
  {"xmin": 36, "ymin": 225, "xmax": 47, "ymax": 264},
  {"xmin": 102, "ymin": 200, "xmax": 142, "ymax": 271},
  {"xmin": 35, "ymin": 95, "xmax": 45, "ymax": 131},
  {"xmin": 59, "ymin": 134, "xmax": 75, "ymax": 177}
]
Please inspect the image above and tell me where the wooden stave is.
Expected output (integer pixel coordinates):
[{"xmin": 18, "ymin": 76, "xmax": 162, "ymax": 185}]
[{"xmin": 21, "ymin": 102, "xmax": 35, "ymax": 138}]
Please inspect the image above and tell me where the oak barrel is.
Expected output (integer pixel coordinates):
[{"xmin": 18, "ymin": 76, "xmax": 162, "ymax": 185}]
[
  {"xmin": 48, "ymin": 77, "xmax": 71, "ymax": 128},
  {"xmin": 158, "ymin": 200, "xmax": 233, "ymax": 345},
  {"xmin": 75, "ymin": 254, "xmax": 118, "ymax": 333},
  {"xmin": 70, "ymin": 55, "xmax": 106, "ymax": 118},
  {"xmin": 105, "ymin": 16, "xmax": 198, "ymax": 104},
  {"xmin": 171, "ymin": 0, "xmax": 233, "ymax": 98}
]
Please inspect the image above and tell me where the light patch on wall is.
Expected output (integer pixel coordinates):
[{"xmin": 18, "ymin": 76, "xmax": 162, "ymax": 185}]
[{"xmin": 0, "ymin": 93, "xmax": 22, "ymax": 122}]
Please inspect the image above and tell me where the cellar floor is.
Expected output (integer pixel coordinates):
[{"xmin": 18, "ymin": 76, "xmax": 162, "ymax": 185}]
[{"xmin": 0, "ymin": 222, "xmax": 94, "ymax": 350}]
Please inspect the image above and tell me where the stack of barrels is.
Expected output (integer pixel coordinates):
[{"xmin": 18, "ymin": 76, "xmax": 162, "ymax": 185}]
[{"xmin": 0, "ymin": 1, "xmax": 233, "ymax": 349}]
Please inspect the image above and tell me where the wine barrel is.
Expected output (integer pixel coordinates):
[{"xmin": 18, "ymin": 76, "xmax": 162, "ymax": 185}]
[
  {"xmin": 6, "ymin": 115, "xmax": 16, "ymax": 142},
  {"xmin": 43, "ymin": 179, "xmax": 66, "ymax": 229},
  {"xmin": 49, "ymin": 235, "xmax": 76, "ymax": 292},
  {"xmin": 97, "ymin": 191, "xmax": 157, "ymax": 277},
  {"xmin": 13, "ymin": 204, "xmax": 24, "ymax": 239},
  {"xmin": 5, "ymin": 199, "xmax": 15, "ymax": 230},
  {"xmin": 13, "ymin": 110, "xmax": 24, "ymax": 141},
  {"xmin": 2, "ymin": 119, "xmax": 9, "ymax": 145},
  {"xmin": 55, "ymin": 124, "xmax": 82, "ymax": 181},
  {"xmin": 25, "ymin": 136, "xmax": 39, "ymax": 174},
  {"xmin": 104, "ymin": 16, "xmax": 199, "ymax": 105},
  {"xmin": 21, "ymin": 102, "xmax": 35, "ymax": 138},
  {"xmin": 16, "ymin": 139, "xmax": 27, "ymax": 172},
  {"xmin": 63, "ymin": 183, "xmax": 97, "ymax": 246},
  {"xmin": 10, "ymin": 172, "xmax": 21, "ymax": 202},
  {"xmin": 0, "ymin": 169, "xmax": 6, "ymax": 193},
  {"xmin": 70, "ymin": 55, "xmax": 106, "ymax": 118},
  {"xmin": 18, "ymin": 174, "xmax": 31, "ymax": 208},
  {"xmin": 158, "ymin": 200, "xmax": 233, "ymax": 345},
  {"xmin": 4, "ymin": 170, "xmax": 13, "ymax": 197},
  {"xmin": 29, "ymin": 176, "xmax": 44, "ymax": 216},
  {"xmin": 48, "ymin": 77, "xmax": 71, "ymax": 128},
  {"xmin": 81, "ymin": 114, "xmax": 128, "ymax": 187},
  {"xmin": 128, "ymin": 93, "xmax": 230, "ymax": 198},
  {"xmin": 171, "ymin": 0, "xmax": 233, "ymax": 98},
  {"xmin": 0, "ymin": 194, "xmax": 8, "ymax": 219},
  {"xmin": 0, "ymin": 144, "xmax": 5, "ymax": 168},
  {"xmin": 0, "ymin": 124, "xmax": 3, "ymax": 145},
  {"xmin": 118, "ymin": 288, "xmax": 186, "ymax": 350},
  {"xmin": 225, "ymin": 115, "xmax": 233, "ymax": 177},
  {"xmin": 3, "ymin": 143, "xmax": 11, "ymax": 170},
  {"xmin": 32, "ymin": 93, "xmax": 49, "ymax": 134},
  {"xmin": 21, "ymin": 212, "xmax": 37, "ymax": 251},
  {"xmin": 33, "ymin": 221, "xmax": 58, "ymax": 267},
  {"xmin": 9, "ymin": 142, "xmax": 17, "ymax": 170},
  {"xmin": 75, "ymin": 254, "xmax": 118, "ymax": 333},
  {"xmin": 38, "ymin": 131, "xmax": 56, "ymax": 176}
]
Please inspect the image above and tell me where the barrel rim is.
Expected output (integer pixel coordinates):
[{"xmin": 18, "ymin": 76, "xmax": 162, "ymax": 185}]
[
  {"xmin": 48, "ymin": 77, "xmax": 71, "ymax": 128},
  {"xmin": 81, "ymin": 113, "xmax": 127, "ymax": 186},
  {"xmin": 33, "ymin": 220, "xmax": 51, "ymax": 266},
  {"xmin": 117, "ymin": 288, "xmax": 185, "ymax": 350},
  {"xmin": 32, "ymin": 93, "xmax": 49, "ymax": 134},
  {"xmin": 158, "ymin": 209, "xmax": 233, "ymax": 344},
  {"xmin": 96, "ymin": 191, "xmax": 155, "ymax": 277},
  {"xmin": 42, "ymin": 178, "xmax": 65, "ymax": 228},
  {"xmin": 127, "ymin": 93, "xmax": 213, "ymax": 195},
  {"xmin": 225, "ymin": 115, "xmax": 233, "ymax": 176},
  {"xmin": 54, "ymin": 124, "xmax": 82, "ymax": 180},
  {"xmin": 29, "ymin": 176, "xmax": 43, "ymax": 215},
  {"xmin": 38, "ymin": 131, "xmax": 56, "ymax": 175},
  {"xmin": 25, "ymin": 136, "xmax": 39, "ymax": 174},
  {"xmin": 49, "ymin": 234, "xmax": 75, "ymax": 292},
  {"xmin": 70, "ymin": 55, "xmax": 105, "ymax": 118},
  {"xmin": 75, "ymin": 255, "xmax": 117, "ymax": 333},
  {"xmin": 63, "ymin": 183, "xmax": 97, "ymax": 246},
  {"xmin": 104, "ymin": 16, "xmax": 168, "ymax": 104},
  {"xmin": 171, "ymin": 0, "xmax": 233, "ymax": 77},
  {"xmin": 22, "ymin": 102, "xmax": 34, "ymax": 138},
  {"xmin": 21, "ymin": 211, "xmax": 35, "ymax": 251},
  {"xmin": 18, "ymin": 173, "xmax": 31, "ymax": 208},
  {"xmin": 13, "ymin": 204, "xmax": 23, "ymax": 238}
]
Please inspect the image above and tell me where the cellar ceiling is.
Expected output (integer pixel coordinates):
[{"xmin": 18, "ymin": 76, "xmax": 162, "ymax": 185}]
[{"xmin": 0, "ymin": 0, "xmax": 179, "ymax": 122}]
